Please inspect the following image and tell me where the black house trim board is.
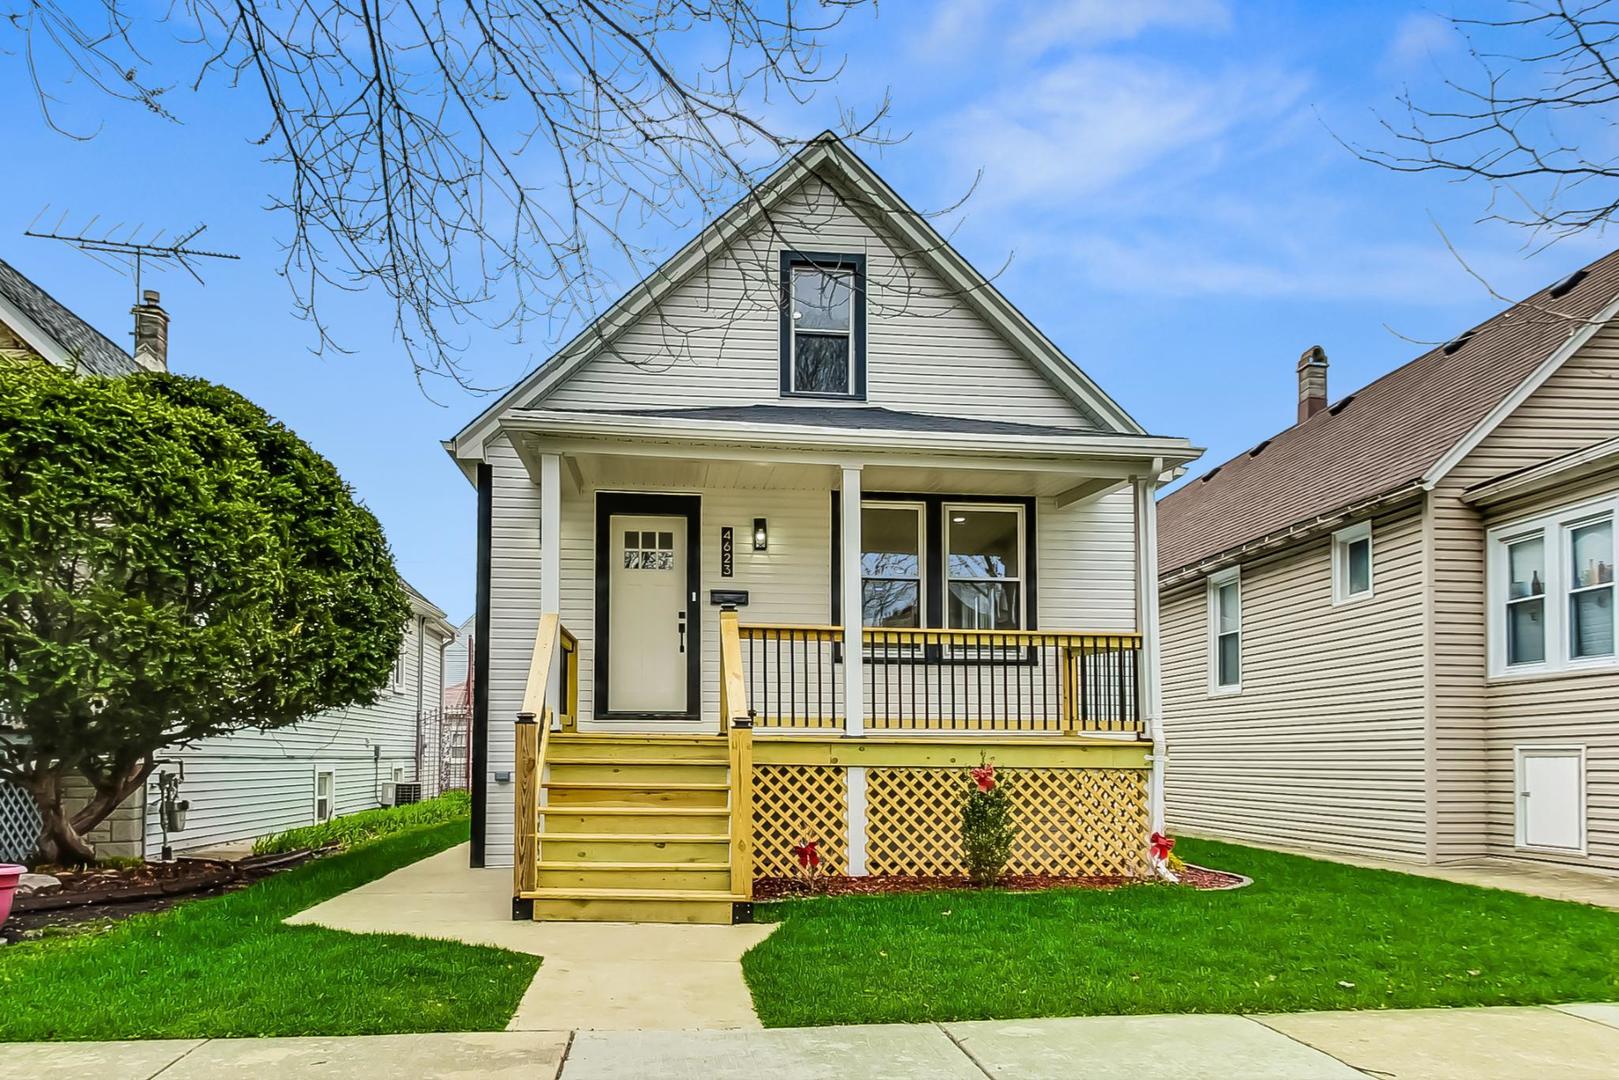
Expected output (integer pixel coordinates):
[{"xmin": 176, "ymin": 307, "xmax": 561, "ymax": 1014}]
[
  {"xmin": 779, "ymin": 250, "xmax": 868, "ymax": 400},
  {"xmin": 594, "ymin": 491, "xmax": 703, "ymax": 720},
  {"xmin": 471, "ymin": 463, "xmax": 493, "ymax": 868}
]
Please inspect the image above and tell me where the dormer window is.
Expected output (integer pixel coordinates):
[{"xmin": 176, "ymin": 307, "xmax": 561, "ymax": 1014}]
[{"xmin": 780, "ymin": 252, "xmax": 866, "ymax": 399}]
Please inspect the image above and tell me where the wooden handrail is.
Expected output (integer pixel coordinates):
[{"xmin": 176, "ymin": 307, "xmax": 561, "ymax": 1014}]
[
  {"xmin": 718, "ymin": 609, "xmax": 751, "ymax": 732},
  {"xmin": 514, "ymin": 613, "xmax": 575, "ymax": 910}
]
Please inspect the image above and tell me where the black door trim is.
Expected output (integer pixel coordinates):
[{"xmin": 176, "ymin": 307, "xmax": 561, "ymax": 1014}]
[
  {"xmin": 471, "ymin": 463, "xmax": 493, "ymax": 868},
  {"xmin": 594, "ymin": 492, "xmax": 703, "ymax": 720}
]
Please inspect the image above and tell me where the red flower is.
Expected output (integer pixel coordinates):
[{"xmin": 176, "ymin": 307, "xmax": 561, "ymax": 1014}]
[
  {"xmin": 793, "ymin": 841, "xmax": 820, "ymax": 869},
  {"xmin": 970, "ymin": 764, "xmax": 997, "ymax": 792},
  {"xmin": 1150, "ymin": 832, "xmax": 1175, "ymax": 861}
]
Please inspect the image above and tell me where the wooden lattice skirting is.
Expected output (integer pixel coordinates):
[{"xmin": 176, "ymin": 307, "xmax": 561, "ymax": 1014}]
[{"xmin": 750, "ymin": 764, "xmax": 1149, "ymax": 880}]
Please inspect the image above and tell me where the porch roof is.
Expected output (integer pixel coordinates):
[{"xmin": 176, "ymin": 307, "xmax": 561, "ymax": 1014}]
[{"xmin": 566, "ymin": 404, "xmax": 1097, "ymax": 438}]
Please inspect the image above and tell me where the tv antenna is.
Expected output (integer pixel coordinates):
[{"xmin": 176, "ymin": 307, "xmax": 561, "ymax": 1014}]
[{"xmin": 24, "ymin": 210, "xmax": 239, "ymax": 302}]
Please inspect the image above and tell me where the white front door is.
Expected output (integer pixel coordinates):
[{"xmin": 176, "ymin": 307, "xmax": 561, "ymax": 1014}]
[
  {"xmin": 1518, "ymin": 747, "xmax": 1585, "ymax": 852},
  {"xmin": 608, "ymin": 514, "xmax": 690, "ymax": 714}
]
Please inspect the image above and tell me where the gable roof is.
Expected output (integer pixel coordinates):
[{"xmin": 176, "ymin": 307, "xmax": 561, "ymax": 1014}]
[
  {"xmin": 1158, "ymin": 246, "xmax": 1619, "ymax": 577},
  {"xmin": 448, "ymin": 134, "xmax": 1147, "ymax": 458},
  {"xmin": 0, "ymin": 257, "xmax": 137, "ymax": 377}
]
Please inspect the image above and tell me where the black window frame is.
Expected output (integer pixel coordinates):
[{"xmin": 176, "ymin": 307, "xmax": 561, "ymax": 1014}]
[
  {"xmin": 831, "ymin": 492, "xmax": 1038, "ymax": 665},
  {"xmin": 780, "ymin": 251, "xmax": 867, "ymax": 400}
]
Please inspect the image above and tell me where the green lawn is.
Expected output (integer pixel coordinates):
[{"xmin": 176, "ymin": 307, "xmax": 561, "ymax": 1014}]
[
  {"xmin": 0, "ymin": 821, "xmax": 540, "ymax": 1041},
  {"xmin": 742, "ymin": 837, "xmax": 1619, "ymax": 1028}
]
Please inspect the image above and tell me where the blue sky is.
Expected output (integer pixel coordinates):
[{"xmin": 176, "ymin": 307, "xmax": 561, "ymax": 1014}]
[{"xmin": 3, "ymin": 1, "xmax": 1609, "ymax": 621}]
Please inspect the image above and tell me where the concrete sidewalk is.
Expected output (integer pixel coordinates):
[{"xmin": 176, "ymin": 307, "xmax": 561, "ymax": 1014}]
[{"xmin": 12, "ymin": 1003, "xmax": 1619, "ymax": 1079}]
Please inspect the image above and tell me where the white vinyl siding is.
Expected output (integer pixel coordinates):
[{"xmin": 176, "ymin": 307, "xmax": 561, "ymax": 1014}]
[
  {"xmin": 138, "ymin": 614, "xmax": 446, "ymax": 856},
  {"xmin": 1161, "ymin": 502, "xmax": 1430, "ymax": 861},
  {"xmin": 534, "ymin": 176, "xmax": 1101, "ymax": 429}
]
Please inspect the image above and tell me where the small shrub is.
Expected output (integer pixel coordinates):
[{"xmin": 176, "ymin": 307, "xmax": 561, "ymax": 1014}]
[
  {"xmin": 961, "ymin": 762, "xmax": 1015, "ymax": 886},
  {"xmin": 252, "ymin": 791, "xmax": 471, "ymax": 855}
]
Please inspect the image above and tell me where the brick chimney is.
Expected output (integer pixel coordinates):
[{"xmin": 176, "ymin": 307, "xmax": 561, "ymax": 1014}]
[
  {"xmin": 1297, "ymin": 344, "xmax": 1328, "ymax": 423},
  {"xmin": 132, "ymin": 289, "xmax": 169, "ymax": 373}
]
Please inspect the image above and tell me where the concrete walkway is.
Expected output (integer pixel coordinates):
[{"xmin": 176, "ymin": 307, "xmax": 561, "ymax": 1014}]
[
  {"xmin": 285, "ymin": 842, "xmax": 773, "ymax": 1030},
  {"xmin": 13, "ymin": 1004, "xmax": 1619, "ymax": 1078}
]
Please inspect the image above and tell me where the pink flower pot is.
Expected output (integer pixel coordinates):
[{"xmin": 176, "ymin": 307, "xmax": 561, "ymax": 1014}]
[{"xmin": 0, "ymin": 864, "xmax": 24, "ymax": 930}]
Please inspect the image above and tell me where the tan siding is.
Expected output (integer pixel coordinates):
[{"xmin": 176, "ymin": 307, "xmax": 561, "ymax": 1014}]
[
  {"xmin": 1161, "ymin": 504, "xmax": 1430, "ymax": 860},
  {"xmin": 538, "ymin": 176, "xmax": 1099, "ymax": 428},
  {"xmin": 1431, "ymin": 321, "xmax": 1619, "ymax": 865},
  {"xmin": 1476, "ymin": 468, "xmax": 1619, "ymax": 871}
]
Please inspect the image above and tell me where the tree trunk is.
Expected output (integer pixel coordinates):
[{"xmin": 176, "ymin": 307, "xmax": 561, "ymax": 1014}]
[{"xmin": 28, "ymin": 770, "xmax": 97, "ymax": 865}]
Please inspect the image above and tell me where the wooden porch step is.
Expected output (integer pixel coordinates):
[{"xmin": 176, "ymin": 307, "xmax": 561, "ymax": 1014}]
[
  {"xmin": 536, "ymin": 861, "xmax": 731, "ymax": 891},
  {"xmin": 538, "ymin": 832, "xmax": 731, "ymax": 864},
  {"xmin": 524, "ymin": 887, "xmax": 745, "ymax": 925},
  {"xmin": 542, "ymin": 780, "xmax": 730, "ymax": 809},
  {"xmin": 538, "ymin": 805, "xmax": 730, "ymax": 835},
  {"xmin": 547, "ymin": 734, "xmax": 727, "ymax": 763},
  {"xmin": 547, "ymin": 759, "xmax": 730, "ymax": 784}
]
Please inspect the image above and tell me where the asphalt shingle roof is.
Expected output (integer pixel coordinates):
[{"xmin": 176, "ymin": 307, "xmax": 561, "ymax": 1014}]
[
  {"xmin": 0, "ymin": 257, "xmax": 136, "ymax": 377},
  {"xmin": 1158, "ymin": 247, "xmax": 1619, "ymax": 575}
]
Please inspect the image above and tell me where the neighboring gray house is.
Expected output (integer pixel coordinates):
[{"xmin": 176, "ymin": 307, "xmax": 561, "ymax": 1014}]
[
  {"xmin": 1158, "ymin": 248, "xmax": 1619, "ymax": 876},
  {"xmin": 0, "ymin": 257, "xmax": 456, "ymax": 859}
]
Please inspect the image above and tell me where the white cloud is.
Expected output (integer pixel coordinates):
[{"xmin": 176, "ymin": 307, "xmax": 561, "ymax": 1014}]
[
  {"xmin": 1009, "ymin": 0, "xmax": 1231, "ymax": 51},
  {"xmin": 1385, "ymin": 12, "xmax": 1461, "ymax": 71},
  {"xmin": 942, "ymin": 55, "xmax": 1306, "ymax": 205}
]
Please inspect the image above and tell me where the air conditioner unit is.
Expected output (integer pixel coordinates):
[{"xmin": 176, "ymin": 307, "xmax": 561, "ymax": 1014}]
[
  {"xmin": 380, "ymin": 781, "xmax": 397, "ymax": 806},
  {"xmin": 395, "ymin": 782, "xmax": 423, "ymax": 805}
]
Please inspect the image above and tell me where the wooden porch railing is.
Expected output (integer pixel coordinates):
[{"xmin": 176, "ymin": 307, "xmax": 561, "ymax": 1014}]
[
  {"xmin": 513, "ymin": 613, "xmax": 579, "ymax": 903},
  {"xmin": 718, "ymin": 609, "xmax": 754, "ymax": 900},
  {"xmin": 737, "ymin": 623, "xmax": 1144, "ymax": 735}
]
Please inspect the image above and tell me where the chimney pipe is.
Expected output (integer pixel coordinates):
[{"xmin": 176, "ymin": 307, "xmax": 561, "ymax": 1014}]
[
  {"xmin": 1297, "ymin": 344, "xmax": 1327, "ymax": 423},
  {"xmin": 132, "ymin": 289, "xmax": 169, "ymax": 373}
]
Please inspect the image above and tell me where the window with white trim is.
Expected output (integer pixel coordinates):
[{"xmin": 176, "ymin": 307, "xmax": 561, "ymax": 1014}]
[
  {"xmin": 1332, "ymin": 521, "xmax": 1373, "ymax": 603},
  {"xmin": 945, "ymin": 505, "xmax": 1024, "ymax": 630},
  {"xmin": 860, "ymin": 503, "xmax": 924, "ymax": 627},
  {"xmin": 393, "ymin": 625, "xmax": 409, "ymax": 693},
  {"xmin": 1208, "ymin": 568, "xmax": 1241, "ymax": 692},
  {"xmin": 1489, "ymin": 500, "xmax": 1616, "ymax": 676},
  {"xmin": 313, "ymin": 766, "xmax": 336, "ymax": 823}
]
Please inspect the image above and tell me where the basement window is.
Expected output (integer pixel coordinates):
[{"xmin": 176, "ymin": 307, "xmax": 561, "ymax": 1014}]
[{"xmin": 313, "ymin": 766, "xmax": 336, "ymax": 823}]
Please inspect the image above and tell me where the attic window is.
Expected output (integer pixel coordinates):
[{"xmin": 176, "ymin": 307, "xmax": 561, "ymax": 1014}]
[
  {"xmin": 1442, "ymin": 330, "xmax": 1477, "ymax": 355},
  {"xmin": 780, "ymin": 252, "xmax": 867, "ymax": 400},
  {"xmin": 1247, "ymin": 439, "xmax": 1271, "ymax": 458},
  {"xmin": 1328, "ymin": 395, "xmax": 1355, "ymax": 415},
  {"xmin": 1549, "ymin": 269, "xmax": 1589, "ymax": 299}
]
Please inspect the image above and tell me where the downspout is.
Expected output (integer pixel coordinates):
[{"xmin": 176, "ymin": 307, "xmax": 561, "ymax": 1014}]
[{"xmin": 414, "ymin": 614, "xmax": 427, "ymax": 783}]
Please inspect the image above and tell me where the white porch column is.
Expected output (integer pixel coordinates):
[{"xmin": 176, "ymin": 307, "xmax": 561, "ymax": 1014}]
[
  {"xmin": 840, "ymin": 464, "xmax": 864, "ymax": 736},
  {"xmin": 539, "ymin": 452, "xmax": 562, "ymax": 615},
  {"xmin": 1133, "ymin": 467, "xmax": 1166, "ymax": 835}
]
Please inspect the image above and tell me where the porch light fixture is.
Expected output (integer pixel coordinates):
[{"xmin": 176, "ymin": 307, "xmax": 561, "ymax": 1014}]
[{"xmin": 753, "ymin": 518, "xmax": 769, "ymax": 551}]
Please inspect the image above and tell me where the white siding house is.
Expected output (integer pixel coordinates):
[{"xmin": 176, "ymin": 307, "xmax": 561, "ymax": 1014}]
[{"xmin": 444, "ymin": 134, "xmax": 1199, "ymax": 923}]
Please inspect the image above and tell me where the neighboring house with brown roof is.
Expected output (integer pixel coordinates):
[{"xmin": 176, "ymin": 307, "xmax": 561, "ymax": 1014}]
[{"xmin": 1157, "ymin": 248, "xmax": 1619, "ymax": 874}]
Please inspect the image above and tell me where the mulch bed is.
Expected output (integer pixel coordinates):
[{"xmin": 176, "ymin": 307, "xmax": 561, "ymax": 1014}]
[
  {"xmin": 2, "ymin": 849, "xmax": 318, "ymax": 943},
  {"xmin": 754, "ymin": 863, "xmax": 1247, "ymax": 899}
]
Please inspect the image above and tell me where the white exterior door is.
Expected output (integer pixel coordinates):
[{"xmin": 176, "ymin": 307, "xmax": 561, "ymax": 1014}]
[
  {"xmin": 607, "ymin": 514, "xmax": 689, "ymax": 714},
  {"xmin": 1518, "ymin": 747, "xmax": 1585, "ymax": 852}
]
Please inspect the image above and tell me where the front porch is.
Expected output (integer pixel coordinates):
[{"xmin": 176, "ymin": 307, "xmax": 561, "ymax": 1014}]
[{"xmin": 495, "ymin": 408, "xmax": 1185, "ymax": 922}]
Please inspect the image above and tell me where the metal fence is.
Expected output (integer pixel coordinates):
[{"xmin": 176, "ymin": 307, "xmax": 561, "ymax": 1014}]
[{"xmin": 419, "ymin": 706, "xmax": 472, "ymax": 798}]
